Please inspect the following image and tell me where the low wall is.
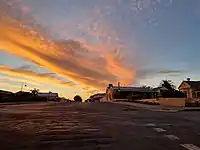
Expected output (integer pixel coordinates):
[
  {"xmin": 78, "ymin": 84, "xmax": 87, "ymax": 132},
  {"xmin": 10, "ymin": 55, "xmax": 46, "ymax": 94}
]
[{"xmin": 158, "ymin": 98, "xmax": 186, "ymax": 107}]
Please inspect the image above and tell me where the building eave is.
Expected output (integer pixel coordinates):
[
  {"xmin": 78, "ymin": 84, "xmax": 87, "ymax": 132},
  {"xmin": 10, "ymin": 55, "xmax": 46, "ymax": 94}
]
[{"xmin": 178, "ymin": 81, "xmax": 190, "ymax": 89}]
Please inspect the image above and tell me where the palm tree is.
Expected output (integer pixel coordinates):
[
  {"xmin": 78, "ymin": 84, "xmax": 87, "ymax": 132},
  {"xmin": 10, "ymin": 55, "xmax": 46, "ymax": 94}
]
[{"xmin": 30, "ymin": 88, "xmax": 40, "ymax": 96}]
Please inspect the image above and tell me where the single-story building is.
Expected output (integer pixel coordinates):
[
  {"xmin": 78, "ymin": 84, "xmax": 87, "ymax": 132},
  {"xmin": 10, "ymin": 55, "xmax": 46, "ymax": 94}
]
[
  {"xmin": 0, "ymin": 90, "xmax": 14, "ymax": 100},
  {"xmin": 15, "ymin": 91, "xmax": 33, "ymax": 97},
  {"xmin": 178, "ymin": 79, "xmax": 200, "ymax": 99},
  {"xmin": 89, "ymin": 93, "xmax": 106, "ymax": 102},
  {"xmin": 153, "ymin": 87, "xmax": 169, "ymax": 97},
  {"xmin": 106, "ymin": 84, "xmax": 157, "ymax": 101},
  {"xmin": 38, "ymin": 92, "xmax": 59, "ymax": 100}
]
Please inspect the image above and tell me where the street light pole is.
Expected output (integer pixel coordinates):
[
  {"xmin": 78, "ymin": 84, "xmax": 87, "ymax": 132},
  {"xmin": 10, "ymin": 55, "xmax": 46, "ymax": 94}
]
[
  {"xmin": 20, "ymin": 82, "xmax": 24, "ymax": 91},
  {"xmin": 20, "ymin": 82, "xmax": 27, "ymax": 91}
]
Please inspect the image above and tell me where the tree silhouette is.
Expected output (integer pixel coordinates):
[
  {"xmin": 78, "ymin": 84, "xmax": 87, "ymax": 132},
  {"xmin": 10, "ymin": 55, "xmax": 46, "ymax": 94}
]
[
  {"xmin": 30, "ymin": 88, "xmax": 40, "ymax": 96},
  {"xmin": 159, "ymin": 80, "xmax": 185, "ymax": 98},
  {"xmin": 141, "ymin": 85, "xmax": 153, "ymax": 89},
  {"xmin": 160, "ymin": 80, "xmax": 176, "ymax": 91},
  {"xmin": 74, "ymin": 95, "xmax": 82, "ymax": 102}
]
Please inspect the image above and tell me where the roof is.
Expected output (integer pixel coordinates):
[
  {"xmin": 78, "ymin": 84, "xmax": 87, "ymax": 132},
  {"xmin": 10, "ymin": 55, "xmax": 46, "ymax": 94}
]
[
  {"xmin": 90, "ymin": 93, "xmax": 105, "ymax": 98},
  {"xmin": 0, "ymin": 90, "xmax": 14, "ymax": 95},
  {"xmin": 153, "ymin": 87, "xmax": 168, "ymax": 91},
  {"xmin": 16, "ymin": 91, "xmax": 30, "ymax": 94},
  {"xmin": 179, "ymin": 81, "xmax": 200, "ymax": 89},
  {"xmin": 38, "ymin": 92, "xmax": 58, "ymax": 97},
  {"xmin": 112, "ymin": 86, "xmax": 155, "ymax": 93},
  {"xmin": 15, "ymin": 91, "xmax": 32, "ymax": 97},
  {"xmin": 185, "ymin": 81, "xmax": 200, "ymax": 87}
]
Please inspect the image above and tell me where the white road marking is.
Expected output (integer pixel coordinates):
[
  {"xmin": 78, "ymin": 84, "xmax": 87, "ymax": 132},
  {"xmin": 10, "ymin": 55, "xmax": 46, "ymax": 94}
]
[
  {"xmin": 84, "ymin": 128, "xmax": 100, "ymax": 131},
  {"xmin": 164, "ymin": 135, "xmax": 180, "ymax": 140},
  {"xmin": 146, "ymin": 123, "xmax": 156, "ymax": 127},
  {"xmin": 153, "ymin": 128, "xmax": 166, "ymax": 132},
  {"xmin": 181, "ymin": 144, "xmax": 200, "ymax": 150},
  {"xmin": 161, "ymin": 123, "xmax": 173, "ymax": 126}
]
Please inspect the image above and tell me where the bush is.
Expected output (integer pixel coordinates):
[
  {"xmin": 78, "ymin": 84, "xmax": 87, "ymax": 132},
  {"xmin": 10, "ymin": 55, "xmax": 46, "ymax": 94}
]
[
  {"xmin": 74, "ymin": 95, "xmax": 82, "ymax": 102},
  {"xmin": 162, "ymin": 90, "xmax": 186, "ymax": 98}
]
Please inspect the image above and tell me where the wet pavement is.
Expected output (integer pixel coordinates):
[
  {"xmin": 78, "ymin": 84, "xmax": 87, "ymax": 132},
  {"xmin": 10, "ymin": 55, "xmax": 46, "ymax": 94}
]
[{"xmin": 0, "ymin": 102, "xmax": 200, "ymax": 150}]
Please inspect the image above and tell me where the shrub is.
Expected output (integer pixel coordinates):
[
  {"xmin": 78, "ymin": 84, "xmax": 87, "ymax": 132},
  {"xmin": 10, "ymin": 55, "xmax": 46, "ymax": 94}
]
[
  {"xmin": 162, "ymin": 90, "xmax": 186, "ymax": 98},
  {"xmin": 74, "ymin": 95, "xmax": 82, "ymax": 102}
]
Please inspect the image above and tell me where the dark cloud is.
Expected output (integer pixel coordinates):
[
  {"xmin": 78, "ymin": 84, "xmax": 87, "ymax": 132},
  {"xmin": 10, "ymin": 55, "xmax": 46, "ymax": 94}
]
[
  {"xmin": 17, "ymin": 65, "xmax": 31, "ymax": 70},
  {"xmin": 136, "ymin": 68, "xmax": 187, "ymax": 80}
]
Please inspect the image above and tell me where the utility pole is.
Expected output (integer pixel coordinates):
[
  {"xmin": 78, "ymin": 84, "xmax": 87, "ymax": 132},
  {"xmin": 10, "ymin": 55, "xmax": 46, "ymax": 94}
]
[{"xmin": 118, "ymin": 82, "xmax": 120, "ymax": 91}]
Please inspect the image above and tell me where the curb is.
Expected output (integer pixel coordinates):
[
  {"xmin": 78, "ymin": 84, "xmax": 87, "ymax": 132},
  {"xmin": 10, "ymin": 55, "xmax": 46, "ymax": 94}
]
[
  {"xmin": 110, "ymin": 101, "xmax": 179, "ymax": 112},
  {"xmin": 110, "ymin": 101, "xmax": 200, "ymax": 112},
  {"xmin": 179, "ymin": 108, "xmax": 200, "ymax": 112}
]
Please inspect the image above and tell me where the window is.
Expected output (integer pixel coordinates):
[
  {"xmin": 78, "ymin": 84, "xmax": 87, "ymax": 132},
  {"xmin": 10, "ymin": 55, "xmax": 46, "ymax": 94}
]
[
  {"xmin": 197, "ymin": 92, "xmax": 200, "ymax": 98},
  {"xmin": 184, "ymin": 91, "xmax": 187, "ymax": 96},
  {"xmin": 192, "ymin": 92, "xmax": 197, "ymax": 98}
]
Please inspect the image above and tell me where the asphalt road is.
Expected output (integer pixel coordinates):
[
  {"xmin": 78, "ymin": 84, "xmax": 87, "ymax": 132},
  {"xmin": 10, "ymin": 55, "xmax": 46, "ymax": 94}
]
[{"xmin": 0, "ymin": 102, "xmax": 200, "ymax": 150}]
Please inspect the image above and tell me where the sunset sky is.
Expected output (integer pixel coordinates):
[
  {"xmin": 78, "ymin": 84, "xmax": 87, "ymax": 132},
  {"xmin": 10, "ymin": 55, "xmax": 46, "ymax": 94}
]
[{"xmin": 0, "ymin": 0, "xmax": 200, "ymax": 99}]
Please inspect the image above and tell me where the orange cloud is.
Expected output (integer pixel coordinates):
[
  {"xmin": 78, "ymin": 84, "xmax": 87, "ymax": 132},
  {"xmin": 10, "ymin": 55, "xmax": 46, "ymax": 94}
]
[
  {"xmin": 0, "ymin": 74, "xmax": 42, "ymax": 86},
  {"xmin": 0, "ymin": 65, "xmax": 76, "ymax": 88},
  {"xmin": 0, "ymin": 81, "xmax": 20, "ymax": 91},
  {"xmin": 0, "ymin": 82, "xmax": 11, "ymax": 87},
  {"xmin": 0, "ymin": 3, "xmax": 136, "ymax": 91}
]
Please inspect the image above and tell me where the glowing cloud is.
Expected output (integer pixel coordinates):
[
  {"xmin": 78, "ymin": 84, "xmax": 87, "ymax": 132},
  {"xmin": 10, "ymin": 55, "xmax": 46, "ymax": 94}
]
[
  {"xmin": 0, "ymin": 65, "xmax": 76, "ymax": 88},
  {"xmin": 0, "ymin": 0, "xmax": 136, "ymax": 91},
  {"xmin": 0, "ymin": 74, "xmax": 42, "ymax": 86},
  {"xmin": 0, "ymin": 19, "xmax": 135, "ymax": 91}
]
